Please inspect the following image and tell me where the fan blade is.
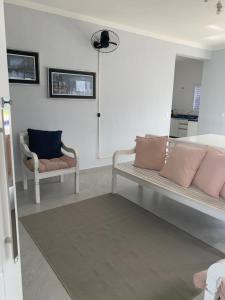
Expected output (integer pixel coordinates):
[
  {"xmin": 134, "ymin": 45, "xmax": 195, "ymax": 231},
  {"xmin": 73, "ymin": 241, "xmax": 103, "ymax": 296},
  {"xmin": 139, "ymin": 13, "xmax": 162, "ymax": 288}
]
[
  {"xmin": 109, "ymin": 41, "xmax": 118, "ymax": 46},
  {"xmin": 93, "ymin": 41, "xmax": 103, "ymax": 49}
]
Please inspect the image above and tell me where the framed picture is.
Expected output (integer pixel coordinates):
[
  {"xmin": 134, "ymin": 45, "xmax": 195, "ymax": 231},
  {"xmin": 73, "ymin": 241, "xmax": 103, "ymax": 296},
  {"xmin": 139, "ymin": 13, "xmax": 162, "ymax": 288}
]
[
  {"xmin": 48, "ymin": 68, "xmax": 96, "ymax": 99},
  {"xmin": 7, "ymin": 49, "xmax": 40, "ymax": 84}
]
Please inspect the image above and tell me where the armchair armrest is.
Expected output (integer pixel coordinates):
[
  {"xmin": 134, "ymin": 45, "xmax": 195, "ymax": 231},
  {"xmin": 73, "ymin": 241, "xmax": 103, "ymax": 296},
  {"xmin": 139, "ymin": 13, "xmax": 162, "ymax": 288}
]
[
  {"xmin": 113, "ymin": 147, "xmax": 136, "ymax": 167},
  {"xmin": 20, "ymin": 143, "xmax": 39, "ymax": 171},
  {"xmin": 61, "ymin": 143, "xmax": 79, "ymax": 166}
]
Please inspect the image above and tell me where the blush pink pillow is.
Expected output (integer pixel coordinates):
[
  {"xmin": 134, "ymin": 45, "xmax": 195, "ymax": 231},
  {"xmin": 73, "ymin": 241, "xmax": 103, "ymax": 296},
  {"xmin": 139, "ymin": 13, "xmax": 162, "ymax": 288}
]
[
  {"xmin": 134, "ymin": 136, "xmax": 168, "ymax": 171},
  {"xmin": 193, "ymin": 149, "xmax": 225, "ymax": 198},
  {"xmin": 160, "ymin": 144, "xmax": 206, "ymax": 188}
]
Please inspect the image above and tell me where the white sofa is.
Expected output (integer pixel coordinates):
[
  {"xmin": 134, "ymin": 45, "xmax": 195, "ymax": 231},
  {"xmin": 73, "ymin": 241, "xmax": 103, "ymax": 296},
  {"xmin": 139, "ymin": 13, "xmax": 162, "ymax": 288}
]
[{"xmin": 112, "ymin": 138, "xmax": 225, "ymax": 223}]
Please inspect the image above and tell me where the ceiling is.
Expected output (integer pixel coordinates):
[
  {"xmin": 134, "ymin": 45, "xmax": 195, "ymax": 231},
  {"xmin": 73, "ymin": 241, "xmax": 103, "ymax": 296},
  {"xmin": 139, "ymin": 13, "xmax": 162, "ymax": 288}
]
[{"xmin": 5, "ymin": 0, "xmax": 225, "ymax": 50}]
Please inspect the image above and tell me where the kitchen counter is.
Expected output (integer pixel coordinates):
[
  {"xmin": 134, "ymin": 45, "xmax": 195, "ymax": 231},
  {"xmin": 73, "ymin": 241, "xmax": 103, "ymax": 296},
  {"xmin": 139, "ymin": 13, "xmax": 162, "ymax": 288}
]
[{"xmin": 171, "ymin": 114, "xmax": 198, "ymax": 122}]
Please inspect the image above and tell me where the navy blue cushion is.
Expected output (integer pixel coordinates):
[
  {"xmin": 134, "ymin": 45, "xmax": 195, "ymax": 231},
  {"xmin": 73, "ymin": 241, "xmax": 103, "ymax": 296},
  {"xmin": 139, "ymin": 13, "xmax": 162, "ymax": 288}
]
[{"xmin": 28, "ymin": 129, "xmax": 63, "ymax": 159}]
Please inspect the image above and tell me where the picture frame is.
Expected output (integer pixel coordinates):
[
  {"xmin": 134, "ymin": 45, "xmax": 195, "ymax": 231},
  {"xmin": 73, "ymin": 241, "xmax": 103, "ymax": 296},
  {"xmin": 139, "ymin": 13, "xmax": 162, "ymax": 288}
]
[
  {"xmin": 48, "ymin": 68, "xmax": 96, "ymax": 99},
  {"xmin": 7, "ymin": 49, "xmax": 40, "ymax": 84}
]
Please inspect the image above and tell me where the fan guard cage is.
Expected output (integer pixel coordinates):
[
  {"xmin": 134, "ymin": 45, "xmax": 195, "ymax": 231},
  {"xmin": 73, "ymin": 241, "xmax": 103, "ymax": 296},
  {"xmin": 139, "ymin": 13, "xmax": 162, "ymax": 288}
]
[{"xmin": 91, "ymin": 30, "xmax": 120, "ymax": 53}]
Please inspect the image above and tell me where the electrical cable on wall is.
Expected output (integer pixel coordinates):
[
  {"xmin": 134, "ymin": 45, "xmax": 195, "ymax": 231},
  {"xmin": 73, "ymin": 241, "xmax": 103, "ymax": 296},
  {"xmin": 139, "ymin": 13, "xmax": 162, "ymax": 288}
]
[{"xmin": 90, "ymin": 29, "xmax": 120, "ymax": 159}]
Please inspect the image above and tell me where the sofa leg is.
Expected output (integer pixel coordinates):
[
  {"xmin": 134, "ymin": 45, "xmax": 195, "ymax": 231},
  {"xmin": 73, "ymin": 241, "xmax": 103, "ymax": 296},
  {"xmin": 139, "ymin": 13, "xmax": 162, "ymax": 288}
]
[
  {"xmin": 23, "ymin": 174, "xmax": 28, "ymax": 190},
  {"xmin": 35, "ymin": 180, "xmax": 40, "ymax": 204},
  {"xmin": 75, "ymin": 171, "xmax": 79, "ymax": 194},
  {"xmin": 138, "ymin": 184, "xmax": 143, "ymax": 200},
  {"xmin": 60, "ymin": 175, "xmax": 64, "ymax": 183},
  {"xmin": 112, "ymin": 172, "xmax": 117, "ymax": 194}
]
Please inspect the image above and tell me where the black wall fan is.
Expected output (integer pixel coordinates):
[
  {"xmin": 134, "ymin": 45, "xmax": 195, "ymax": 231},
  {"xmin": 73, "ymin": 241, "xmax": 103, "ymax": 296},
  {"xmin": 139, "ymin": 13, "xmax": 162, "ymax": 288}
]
[
  {"xmin": 91, "ymin": 29, "xmax": 120, "ymax": 159},
  {"xmin": 91, "ymin": 30, "xmax": 120, "ymax": 53}
]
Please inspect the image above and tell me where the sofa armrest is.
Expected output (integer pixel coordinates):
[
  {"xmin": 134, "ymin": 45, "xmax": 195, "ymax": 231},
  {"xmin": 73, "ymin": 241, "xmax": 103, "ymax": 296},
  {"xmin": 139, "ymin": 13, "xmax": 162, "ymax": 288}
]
[
  {"xmin": 113, "ymin": 147, "xmax": 136, "ymax": 167},
  {"xmin": 20, "ymin": 143, "xmax": 39, "ymax": 171},
  {"xmin": 61, "ymin": 143, "xmax": 79, "ymax": 166}
]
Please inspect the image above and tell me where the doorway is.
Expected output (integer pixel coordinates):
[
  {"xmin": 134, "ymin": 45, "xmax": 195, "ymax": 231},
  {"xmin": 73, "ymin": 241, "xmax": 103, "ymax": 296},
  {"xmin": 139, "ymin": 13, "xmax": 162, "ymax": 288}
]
[{"xmin": 170, "ymin": 56, "xmax": 204, "ymax": 138}]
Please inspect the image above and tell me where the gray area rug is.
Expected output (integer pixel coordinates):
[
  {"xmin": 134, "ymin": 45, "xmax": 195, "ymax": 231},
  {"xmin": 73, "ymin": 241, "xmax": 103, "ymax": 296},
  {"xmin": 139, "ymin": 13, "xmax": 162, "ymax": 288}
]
[{"xmin": 20, "ymin": 194, "xmax": 223, "ymax": 300}]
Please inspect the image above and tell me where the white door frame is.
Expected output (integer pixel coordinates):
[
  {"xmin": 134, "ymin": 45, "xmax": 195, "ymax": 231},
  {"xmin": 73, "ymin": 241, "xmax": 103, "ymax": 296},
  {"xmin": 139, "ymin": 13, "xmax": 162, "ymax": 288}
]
[{"xmin": 0, "ymin": 1, "xmax": 23, "ymax": 299}]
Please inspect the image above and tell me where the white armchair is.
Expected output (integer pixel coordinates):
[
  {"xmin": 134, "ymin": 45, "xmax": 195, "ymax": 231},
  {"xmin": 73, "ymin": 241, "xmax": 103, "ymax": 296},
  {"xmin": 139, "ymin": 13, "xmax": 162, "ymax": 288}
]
[{"xmin": 19, "ymin": 131, "xmax": 79, "ymax": 204}]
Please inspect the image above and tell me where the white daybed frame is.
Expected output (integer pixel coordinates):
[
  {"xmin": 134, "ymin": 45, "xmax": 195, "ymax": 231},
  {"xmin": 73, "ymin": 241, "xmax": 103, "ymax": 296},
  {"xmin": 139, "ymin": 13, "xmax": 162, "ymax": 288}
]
[
  {"xmin": 113, "ymin": 138, "xmax": 225, "ymax": 300},
  {"xmin": 112, "ymin": 138, "xmax": 225, "ymax": 223},
  {"xmin": 19, "ymin": 132, "xmax": 79, "ymax": 204}
]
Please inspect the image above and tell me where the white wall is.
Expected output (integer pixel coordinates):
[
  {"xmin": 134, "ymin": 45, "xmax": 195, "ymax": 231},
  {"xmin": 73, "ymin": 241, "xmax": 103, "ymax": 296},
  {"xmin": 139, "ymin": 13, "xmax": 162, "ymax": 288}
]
[
  {"xmin": 4, "ymin": 4, "xmax": 211, "ymax": 180},
  {"xmin": 199, "ymin": 49, "xmax": 225, "ymax": 135},
  {"xmin": 172, "ymin": 58, "xmax": 203, "ymax": 115},
  {"xmin": 0, "ymin": 0, "xmax": 9, "ymax": 97}
]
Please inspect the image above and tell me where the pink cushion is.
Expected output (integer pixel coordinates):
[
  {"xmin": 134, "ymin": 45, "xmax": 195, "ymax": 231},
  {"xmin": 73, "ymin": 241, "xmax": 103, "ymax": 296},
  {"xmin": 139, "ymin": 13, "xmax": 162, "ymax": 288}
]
[
  {"xmin": 193, "ymin": 149, "xmax": 225, "ymax": 198},
  {"xmin": 58, "ymin": 155, "xmax": 77, "ymax": 168},
  {"xmin": 193, "ymin": 270, "xmax": 207, "ymax": 289},
  {"xmin": 134, "ymin": 136, "xmax": 168, "ymax": 171},
  {"xmin": 160, "ymin": 144, "xmax": 206, "ymax": 188},
  {"xmin": 25, "ymin": 155, "xmax": 76, "ymax": 173}
]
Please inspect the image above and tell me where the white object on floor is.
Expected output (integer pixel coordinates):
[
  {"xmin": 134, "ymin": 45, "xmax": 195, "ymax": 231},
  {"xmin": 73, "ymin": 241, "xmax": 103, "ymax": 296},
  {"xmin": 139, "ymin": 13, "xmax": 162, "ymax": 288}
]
[
  {"xmin": 19, "ymin": 132, "xmax": 79, "ymax": 204},
  {"xmin": 112, "ymin": 135, "xmax": 225, "ymax": 223},
  {"xmin": 203, "ymin": 259, "xmax": 225, "ymax": 300},
  {"xmin": 194, "ymin": 259, "xmax": 225, "ymax": 300}
]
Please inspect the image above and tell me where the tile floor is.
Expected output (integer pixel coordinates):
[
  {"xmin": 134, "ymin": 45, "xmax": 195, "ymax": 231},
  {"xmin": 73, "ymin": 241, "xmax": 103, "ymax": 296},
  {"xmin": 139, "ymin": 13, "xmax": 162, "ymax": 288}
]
[{"xmin": 17, "ymin": 166, "xmax": 225, "ymax": 300}]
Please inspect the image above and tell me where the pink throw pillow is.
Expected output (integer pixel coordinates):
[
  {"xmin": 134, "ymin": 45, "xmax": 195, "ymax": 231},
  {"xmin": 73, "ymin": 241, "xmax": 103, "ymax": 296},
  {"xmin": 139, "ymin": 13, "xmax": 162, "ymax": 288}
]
[
  {"xmin": 193, "ymin": 149, "xmax": 225, "ymax": 198},
  {"xmin": 160, "ymin": 144, "xmax": 206, "ymax": 188},
  {"xmin": 134, "ymin": 136, "xmax": 168, "ymax": 171}
]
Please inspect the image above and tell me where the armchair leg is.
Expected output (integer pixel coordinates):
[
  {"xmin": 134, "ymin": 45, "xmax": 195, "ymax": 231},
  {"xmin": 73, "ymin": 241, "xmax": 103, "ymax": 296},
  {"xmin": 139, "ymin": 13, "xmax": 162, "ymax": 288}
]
[
  {"xmin": 35, "ymin": 180, "xmax": 40, "ymax": 204},
  {"xmin": 60, "ymin": 175, "xmax": 64, "ymax": 183},
  {"xmin": 75, "ymin": 171, "xmax": 79, "ymax": 194}
]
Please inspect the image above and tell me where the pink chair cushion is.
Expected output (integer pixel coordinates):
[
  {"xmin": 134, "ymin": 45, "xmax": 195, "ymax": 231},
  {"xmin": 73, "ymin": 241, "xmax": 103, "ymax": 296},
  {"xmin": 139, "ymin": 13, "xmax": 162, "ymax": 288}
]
[
  {"xmin": 25, "ymin": 155, "xmax": 76, "ymax": 173},
  {"xmin": 134, "ymin": 136, "xmax": 168, "ymax": 171},
  {"xmin": 160, "ymin": 144, "xmax": 206, "ymax": 187},
  {"xmin": 193, "ymin": 149, "xmax": 225, "ymax": 198}
]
